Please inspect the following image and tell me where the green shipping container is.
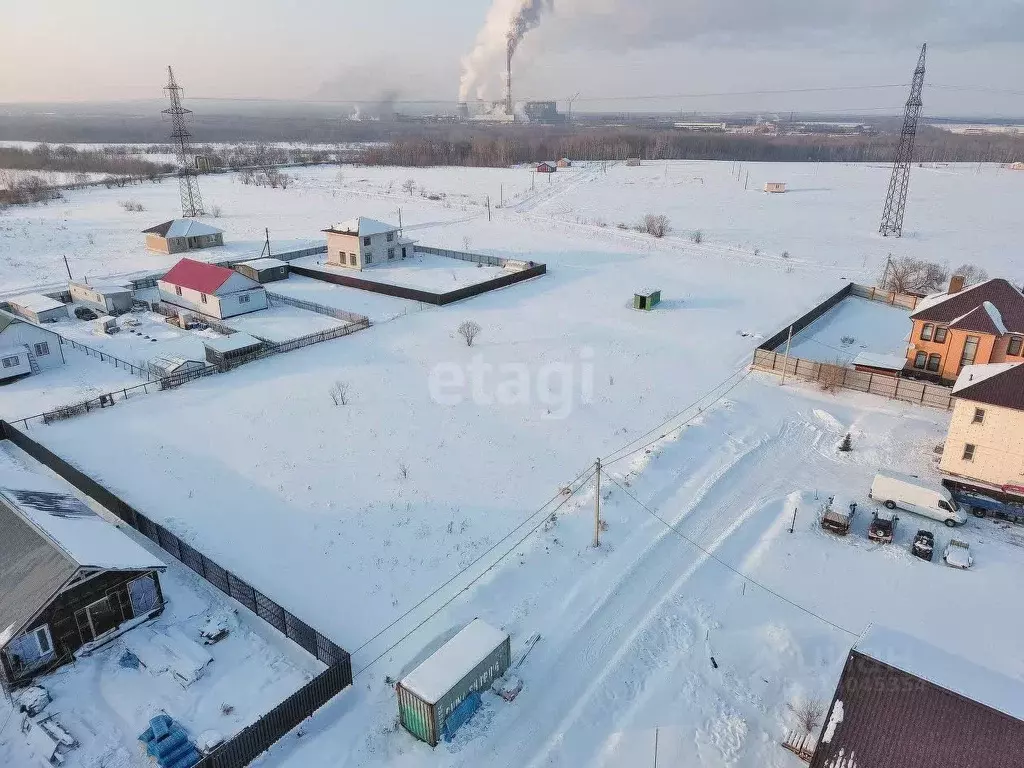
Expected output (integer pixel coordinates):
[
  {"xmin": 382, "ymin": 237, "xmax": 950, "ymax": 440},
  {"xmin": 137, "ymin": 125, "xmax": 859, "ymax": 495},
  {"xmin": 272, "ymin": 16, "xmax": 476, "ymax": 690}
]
[{"xmin": 396, "ymin": 619, "xmax": 512, "ymax": 746}]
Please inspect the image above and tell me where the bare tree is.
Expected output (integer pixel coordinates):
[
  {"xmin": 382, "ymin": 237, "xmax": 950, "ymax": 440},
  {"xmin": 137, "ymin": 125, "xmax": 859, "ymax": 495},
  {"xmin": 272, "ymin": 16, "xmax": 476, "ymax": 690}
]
[
  {"xmin": 329, "ymin": 381, "xmax": 350, "ymax": 406},
  {"xmin": 788, "ymin": 697, "xmax": 826, "ymax": 735},
  {"xmin": 210, "ymin": 204, "xmax": 223, "ymax": 218},
  {"xmin": 879, "ymin": 255, "xmax": 948, "ymax": 295},
  {"xmin": 952, "ymin": 263, "xmax": 989, "ymax": 286},
  {"xmin": 398, "ymin": 462, "xmax": 409, "ymax": 480},
  {"xmin": 457, "ymin": 320, "xmax": 482, "ymax": 347},
  {"xmin": 402, "ymin": 178, "xmax": 416, "ymax": 195},
  {"xmin": 636, "ymin": 214, "xmax": 670, "ymax": 238},
  {"xmin": 690, "ymin": 229, "xmax": 703, "ymax": 244},
  {"xmin": 818, "ymin": 359, "xmax": 847, "ymax": 393}
]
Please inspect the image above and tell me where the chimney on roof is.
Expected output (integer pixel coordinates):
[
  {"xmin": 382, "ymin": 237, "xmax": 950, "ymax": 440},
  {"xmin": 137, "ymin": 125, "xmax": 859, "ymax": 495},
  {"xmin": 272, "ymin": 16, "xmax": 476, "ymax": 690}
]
[{"xmin": 949, "ymin": 274, "xmax": 966, "ymax": 294}]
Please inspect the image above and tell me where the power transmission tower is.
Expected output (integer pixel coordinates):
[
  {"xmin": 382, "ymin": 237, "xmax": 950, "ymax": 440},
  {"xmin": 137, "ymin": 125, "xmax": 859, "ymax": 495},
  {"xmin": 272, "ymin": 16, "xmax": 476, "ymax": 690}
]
[
  {"xmin": 163, "ymin": 66, "xmax": 205, "ymax": 218},
  {"xmin": 879, "ymin": 44, "xmax": 927, "ymax": 237}
]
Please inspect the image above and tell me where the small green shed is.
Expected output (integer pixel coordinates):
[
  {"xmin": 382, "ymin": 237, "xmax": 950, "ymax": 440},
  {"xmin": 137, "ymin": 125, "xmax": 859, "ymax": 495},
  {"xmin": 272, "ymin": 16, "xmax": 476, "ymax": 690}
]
[{"xmin": 634, "ymin": 289, "xmax": 662, "ymax": 311}]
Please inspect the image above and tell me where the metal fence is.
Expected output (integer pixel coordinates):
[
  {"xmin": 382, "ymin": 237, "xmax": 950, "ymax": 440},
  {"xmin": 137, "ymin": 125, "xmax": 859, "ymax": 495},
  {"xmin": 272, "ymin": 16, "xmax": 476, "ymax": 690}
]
[
  {"xmin": 251, "ymin": 320, "xmax": 371, "ymax": 359},
  {"xmin": 752, "ymin": 349, "xmax": 955, "ymax": 410},
  {"xmin": 266, "ymin": 291, "xmax": 370, "ymax": 325},
  {"xmin": 415, "ymin": 244, "xmax": 508, "ymax": 267},
  {"xmin": 0, "ymin": 421, "xmax": 353, "ymax": 768},
  {"xmin": 57, "ymin": 336, "xmax": 148, "ymax": 378}
]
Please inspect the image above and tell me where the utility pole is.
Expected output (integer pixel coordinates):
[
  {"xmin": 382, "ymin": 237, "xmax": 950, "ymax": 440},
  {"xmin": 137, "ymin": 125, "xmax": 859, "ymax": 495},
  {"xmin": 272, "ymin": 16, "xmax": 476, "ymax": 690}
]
[
  {"xmin": 780, "ymin": 325, "xmax": 794, "ymax": 385},
  {"xmin": 653, "ymin": 728, "xmax": 660, "ymax": 768},
  {"xmin": 62, "ymin": 255, "xmax": 72, "ymax": 281},
  {"xmin": 500, "ymin": 184, "xmax": 503, "ymax": 208},
  {"xmin": 880, "ymin": 44, "xmax": 927, "ymax": 237},
  {"xmin": 593, "ymin": 458, "xmax": 602, "ymax": 548},
  {"xmin": 789, "ymin": 506, "xmax": 798, "ymax": 533},
  {"xmin": 163, "ymin": 66, "xmax": 205, "ymax": 217},
  {"xmin": 259, "ymin": 227, "xmax": 272, "ymax": 258},
  {"xmin": 486, "ymin": 195, "xmax": 491, "ymax": 222},
  {"xmin": 398, "ymin": 207, "xmax": 403, "ymax": 233},
  {"xmin": 744, "ymin": 171, "xmax": 749, "ymax": 190},
  {"xmin": 532, "ymin": 173, "xmax": 536, "ymax": 191}
]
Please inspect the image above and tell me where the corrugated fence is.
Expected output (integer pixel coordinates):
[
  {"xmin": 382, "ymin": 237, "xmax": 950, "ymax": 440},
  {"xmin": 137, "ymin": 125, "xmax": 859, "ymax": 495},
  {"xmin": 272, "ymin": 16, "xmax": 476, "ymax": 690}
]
[{"xmin": 0, "ymin": 421, "xmax": 353, "ymax": 767}]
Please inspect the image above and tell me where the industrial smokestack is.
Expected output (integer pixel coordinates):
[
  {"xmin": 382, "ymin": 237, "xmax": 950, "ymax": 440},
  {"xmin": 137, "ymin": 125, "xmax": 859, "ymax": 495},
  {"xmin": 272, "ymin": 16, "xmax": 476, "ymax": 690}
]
[{"xmin": 505, "ymin": 43, "xmax": 514, "ymax": 117}]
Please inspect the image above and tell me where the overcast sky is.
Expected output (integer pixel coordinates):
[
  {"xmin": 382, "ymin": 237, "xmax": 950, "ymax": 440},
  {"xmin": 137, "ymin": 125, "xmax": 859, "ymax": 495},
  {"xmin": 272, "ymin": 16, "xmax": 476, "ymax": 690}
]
[{"xmin": 2, "ymin": 0, "xmax": 1022, "ymax": 116}]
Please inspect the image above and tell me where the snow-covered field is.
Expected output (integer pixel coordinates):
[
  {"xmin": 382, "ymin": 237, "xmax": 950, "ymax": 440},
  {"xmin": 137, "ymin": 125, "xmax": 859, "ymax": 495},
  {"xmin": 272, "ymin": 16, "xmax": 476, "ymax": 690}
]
[
  {"xmin": 315, "ymin": 251, "xmax": 507, "ymax": 293},
  {"xmin": 786, "ymin": 296, "xmax": 912, "ymax": 364},
  {"xmin": 3, "ymin": 159, "xmax": 1024, "ymax": 767}
]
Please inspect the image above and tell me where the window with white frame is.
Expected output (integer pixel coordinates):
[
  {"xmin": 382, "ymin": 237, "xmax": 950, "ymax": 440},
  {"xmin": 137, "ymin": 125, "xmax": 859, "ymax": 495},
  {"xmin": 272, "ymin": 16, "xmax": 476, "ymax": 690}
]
[
  {"xmin": 200, "ymin": 293, "xmax": 208, "ymax": 304},
  {"xmin": 5, "ymin": 625, "xmax": 54, "ymax": 672},
  {"xmin": 34, "ymin": 342, "xmax": 49, "ymax": 356},
  {"xmin": 175, "ymin": 286, "xmax": 183, "ymax": 296},
  {"xmin": 2, "ymin": 355, "xmax": 20, "ymax": 368},
  {"xmin": 386, "ymin": 232, "xmax": 395, "ymax": 242},
  {"xmin": 239, "ymin": 294, "xmax": 250, "ymax": 304}
]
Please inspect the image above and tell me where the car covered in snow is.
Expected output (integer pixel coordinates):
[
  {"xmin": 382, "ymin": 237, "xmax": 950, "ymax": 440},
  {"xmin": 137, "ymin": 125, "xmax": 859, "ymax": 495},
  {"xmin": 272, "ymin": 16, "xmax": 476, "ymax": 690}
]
[
  {"xmin": 911, "ymin": 529, "xmax": 935, "ymax": 561},
  {"xmin": 821, "ymin": 495, "xmax": 858, "ymax": 535},
  {"xmin": 943, "ymin": 539, "xmax": 974, "ymax": 569},
  {"xmin": 868, "ymin": 510, "xmax": 897, "ymax": 543}
]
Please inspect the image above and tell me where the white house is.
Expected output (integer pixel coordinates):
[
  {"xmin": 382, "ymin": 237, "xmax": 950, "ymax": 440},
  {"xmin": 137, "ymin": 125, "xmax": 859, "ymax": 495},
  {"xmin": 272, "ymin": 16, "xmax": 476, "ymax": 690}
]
[
  {"xmin": 0, "ymin": 310, "xmax": 64, "ymax": 381},
  {"xmin": 6, "ymin": 293, "xmax": 69, "ymax": 324},
  {"xmin": 324, "ymin": 217, "xmax": 415, "ymax": 270},
  {"xmin": 69, "ymin": 281, "xmax": 134, "ymax": 314},
  {"xmin": 157, "ymin": 258, "xmax": 267, "ymax": 319}
]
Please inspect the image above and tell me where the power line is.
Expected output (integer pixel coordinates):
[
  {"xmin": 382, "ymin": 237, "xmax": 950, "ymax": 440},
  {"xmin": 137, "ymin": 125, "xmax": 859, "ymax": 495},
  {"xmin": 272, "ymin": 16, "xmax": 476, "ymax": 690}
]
[
  {"xmin": 605, "ymin": 474, "xmax": 858, "ymax": 637},
  {"xmin": 353, "ymin": 466, "xmax": 598, "ymax": 677}
]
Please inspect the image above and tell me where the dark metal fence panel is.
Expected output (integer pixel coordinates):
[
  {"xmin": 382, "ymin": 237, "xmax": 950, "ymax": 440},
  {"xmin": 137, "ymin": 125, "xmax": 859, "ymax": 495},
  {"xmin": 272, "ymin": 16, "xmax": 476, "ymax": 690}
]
[
  {"xmin": 759, "ymin": 283, "xmax": 854, "ymax": 352},
  {"xmin": 437, "ymin": 263, "xmax": 546, "ymax": 305},
  {"xmin": 414, "ymin": 244, "xmax": 507, "ymax": 267}
]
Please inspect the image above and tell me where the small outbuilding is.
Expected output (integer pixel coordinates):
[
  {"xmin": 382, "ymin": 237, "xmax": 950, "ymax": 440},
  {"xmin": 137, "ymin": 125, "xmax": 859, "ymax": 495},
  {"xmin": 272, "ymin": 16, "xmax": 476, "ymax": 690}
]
[
  {"xmin": 535, "ymin": 162, "xmax": 557, "ymax": 174},
  {"xmin": 234, "ymin": 258, "xmax": 289, "ymax": 284},
  {"xmin": 69, "ymin": 281, "xmax": 134, "ymax": 315},
  {"xmin": 5, "ymin": 293, "xmax": 69, "ymax": 324},
  {"xmin": 1010, "ymin": 161, "xmax": 1024, "ymax": 171},
  {"xmin": 0, "ymin": 476, "xmax": 166, "ymax": 691},
  {"xmin": 633, "ymin": 289, "xmax": 662, "ymax": 311},
  {"xmin": 764, "ymin": 182, "xmax": 787, "ymax": 193},
  {"xmin": 143, "ymin": 220, "xmax": 224, "ymax": 255},
  {"xmin": 852, "ymin": 351, "xmax": 907, "ymax": 377},
  {"xmin": 158, "ymin": 258, "xmax": 267, "ymax": 319},
  {"xmin": 625, "ymin": 157, "xmax": 642, "ymax": 167},
  {"xmin": 203, "ymin": 333, "xmax": 264, "ymax": 369},
  {"xmin": 0, "ymin": 310, "xmax": 64, "ymax": 381},
  {"xmin": 148, "ymin": 356, "xmax": 205, "ymax": 378},
  {"xmin": 556, "ymin": 158, "xmax": 572, "ymax": 168},
  {"xmin": 396, "ymin": 619, "xmax": 511, "ymax": 747}
]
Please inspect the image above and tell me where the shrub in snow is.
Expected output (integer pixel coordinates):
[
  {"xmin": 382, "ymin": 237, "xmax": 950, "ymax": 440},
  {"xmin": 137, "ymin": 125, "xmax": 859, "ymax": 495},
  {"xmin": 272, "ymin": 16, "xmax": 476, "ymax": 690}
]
[
  {"xmin": 788, "ymin": 696, "xmax": 826, "ymax": 734},
  {"xmin": 839, "ymin": 433, "xmax": 853, "ymax": 452},
  {"xmin": 819, "ymin": 360, "xmax": 846, "ymax": 393},
  {"xmin": 690, "ymin": 229, "xmax": 703, "ymax": 244},
  {"xmin": 458, "ymin": 320, "xmax": 482, "ymax": 347},
  {"xmin": 329, "ymin": 381, "xmax": 350, "ymax": 406},
  {"xmin": 636, "ymin": 214, "xmax": 670, "ymax": 238}
]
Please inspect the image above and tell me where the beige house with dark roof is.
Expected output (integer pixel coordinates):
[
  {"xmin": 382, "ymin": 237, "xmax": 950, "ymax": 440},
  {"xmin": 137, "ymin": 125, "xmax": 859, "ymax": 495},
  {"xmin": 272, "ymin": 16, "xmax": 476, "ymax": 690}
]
[
  {"xmin": 143, "ymin": 220, "xmax": 224, "ymax": 254},
  {"xmin": 941, "ymin": 363, "xmax": 1024, "ymax": 493}
]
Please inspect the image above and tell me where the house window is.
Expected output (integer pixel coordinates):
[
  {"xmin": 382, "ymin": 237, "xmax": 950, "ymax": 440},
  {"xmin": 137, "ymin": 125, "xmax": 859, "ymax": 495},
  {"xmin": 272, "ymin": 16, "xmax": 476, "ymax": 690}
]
[
  {"xmin": 962, "ymin": 443, "xmax": 976, "ymax": 461},
  {"xmin": 128, "ymin": 574, "xmax": 160, "ymax": 616},
  {"xmin": 34, "ymin": 342, "xmax": 49, "ymax": 356},
  {"xmin": 239, "ymin": 294, "xmax": 250, "ymax": 304},
  {"xmin": 80, "ymin": 596, "xmax": 120, "ymax": 639},
  {"xmin": 349, "ymin": 253, "xmax": 357, "ymax": 266},
  {"xmin": 386, "ymin": 232, "xmax": 395, "ymax": 242},
  {"xmin": 913, "ymin": 352, "xmax": 927, "ymax": 369},
  {"xmin": 926, "ymin": 353, "xmax": 941, "ymax": 372},
  {"xmin": 175, "ymin": 286, "xmax": 183, "ymax": 296},
  {"xmin": 960, "ymin": 335, "xmax": 980, "ymax": 368},
  {"xmin": 2, "ymin": 355, "xmax": 19, "ymax": 368},
  {"xmin": 200, "ymin": 293, "xmax": 208, "ymax": 304},
  {"xmin": 401, "ymin": 247, "xmax": 407, "ymax": 258},
  {"xmin": 388, "ymin": 248, "xmax": 395, "ymax": 260},
  {"xmin": 363, "ymin": 236, "xmax": 371, "ymax": 246},
  {"xmin": 920, "ymin": 323, "xmax": 934, "ymax": 341},
  {"xmin": 5, "ymin": 625, "xmax": 54, "ymax": 673},
  {"xmin": 1009, "ymin": 336, "xmax": 1023, "ymax": 356},
  {"xmin": 365, "ymin": 253, "xmax": 373, "ymax": 264},
  {"xmin": 973, "ymin": 408, "xmax": 985, "ymax": 424},
  {"xmin": 934, "ymin": 327, "xmax": 948, "ymax": 343}
]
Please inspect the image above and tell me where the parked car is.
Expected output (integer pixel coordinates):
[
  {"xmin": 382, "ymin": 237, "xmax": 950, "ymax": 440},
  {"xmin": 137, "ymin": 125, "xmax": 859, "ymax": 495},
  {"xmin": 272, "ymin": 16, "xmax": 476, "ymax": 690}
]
[
  {"xmin": 943, "ymin": 539, "xmax": 974, "ymax": 569},
  {"xmin": 911, "ymin": 530, "xmax": 935, "ymax": 561},
  {"xmin": 821, "ymin": 495, "xmax": 858, "ymax": 536},
  {"xmin": 868, "ymin": 511, "xmax": 897, "ymax": 543},
  {"xmin": 74, "ymin": 306, "xmax": 98, "ymax": 321},
  {"xmin": 870, "ymin": 470, "xmax": 966, "ymax": 527}
]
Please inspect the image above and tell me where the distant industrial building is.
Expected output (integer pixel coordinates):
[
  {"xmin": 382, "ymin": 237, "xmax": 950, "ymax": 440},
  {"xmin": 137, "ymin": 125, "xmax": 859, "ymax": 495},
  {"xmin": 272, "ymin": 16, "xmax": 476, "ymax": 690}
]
[
  {"xmin": 523, "ymin": 101, "xmax": 563, "ymax": 124},
  {"xmin": 143, "ymin": 220, "xmax": 224, "ymax": 255},
  {"xmin": 674, "ymin": 122, "xmax": 727, "ymax": 132}
]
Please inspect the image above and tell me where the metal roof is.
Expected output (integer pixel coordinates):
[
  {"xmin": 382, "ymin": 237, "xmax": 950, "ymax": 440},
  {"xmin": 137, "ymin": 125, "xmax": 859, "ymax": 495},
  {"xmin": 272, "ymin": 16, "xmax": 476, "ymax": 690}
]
[
  {"xmin": 7, "ymin": 293, "xmax": 66, "ymax": 314},
  {"xmin": 951, "ymin": 362, "xmax": 1024, "ymax": 411},
  {"xmin": 159, "ymin": 258, "xmax": 235, "ymax": 294},
  {"xmin": 911, "ymin": 279, "xmax": 1024, "ymax": 334},
  {"xmin": 142, "ymin": 219, "xmax": 224, "ymax": 238},
  {"xmin": 323, "ymin": 217, "xmax": 399, "ymax": 237}
]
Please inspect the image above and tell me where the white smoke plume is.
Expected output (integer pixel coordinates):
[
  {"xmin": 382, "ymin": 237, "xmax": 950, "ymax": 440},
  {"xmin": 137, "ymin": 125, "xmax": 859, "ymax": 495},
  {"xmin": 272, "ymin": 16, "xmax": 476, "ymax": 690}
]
[{"xmin": 459, "ymin": 0, "xmax": 554, "ymax": 103}]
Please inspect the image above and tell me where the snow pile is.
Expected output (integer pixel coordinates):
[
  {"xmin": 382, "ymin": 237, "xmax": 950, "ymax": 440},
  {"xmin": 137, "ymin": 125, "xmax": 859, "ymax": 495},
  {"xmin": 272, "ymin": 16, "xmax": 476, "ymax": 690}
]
[{"xmin": 822, "ymin": 700, "xmax": 844, "ymax": 743}]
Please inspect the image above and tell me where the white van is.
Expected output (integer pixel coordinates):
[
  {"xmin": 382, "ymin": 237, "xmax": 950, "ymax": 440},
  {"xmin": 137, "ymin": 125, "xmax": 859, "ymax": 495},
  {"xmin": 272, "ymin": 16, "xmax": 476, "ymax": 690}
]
[{"xmin": 869, "ymin": 470, "xmax": 966, "ymax": 527}]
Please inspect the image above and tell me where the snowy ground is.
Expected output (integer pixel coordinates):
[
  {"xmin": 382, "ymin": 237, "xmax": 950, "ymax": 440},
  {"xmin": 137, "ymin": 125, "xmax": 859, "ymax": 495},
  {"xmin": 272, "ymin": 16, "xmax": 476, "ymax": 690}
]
[
  {"xmin": 268, "ymin": 274, "xmax": 419, "ymax": 324},
  {"xmin": 317, "ymin": 251, "xmax": 507, "ymax": 293},
  {"xmin": 0, "ymin": 345, "xmax": 141, "ymax": 421},
  {"xmin": 786, "ymin": 296, "xmax": 912, "ymax": 364},
  {"xmin": 4, "ymin": 159, "xmax": 1024, "ymax": 767},
  {"xmin": 0, "ymin": 447, "xmax": 319, "ymax": 768},
  {"xmin": 224, "ymin": 304, "xmax": 347, "ymax": 343}
]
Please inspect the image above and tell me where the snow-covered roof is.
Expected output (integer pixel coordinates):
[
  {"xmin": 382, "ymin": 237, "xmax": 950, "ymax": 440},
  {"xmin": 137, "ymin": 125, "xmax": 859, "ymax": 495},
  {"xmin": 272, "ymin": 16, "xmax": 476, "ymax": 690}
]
[
  {"xmin": 150, "ymin": 355, "xmax": 202, "ymax": 373},
  {"xmin": 852, "ymin": 351, "xmax": 907, "ymax": 371},
  {"xmin": 203, "ymin": 333, "xmax": 262, "ymax": 354},
  {"xmin": 143, "ymin": 220, "xmax": 223, "ymax": 238},
  {"xmin": 0, "ymin": 474, "xmax": 164, "ymax": 573},
  {"xmin": 982, "ymin": 301, "xmax": 1008, "ymax": 335},
  {"xmin": 238, "ymin": 258, "xmax": 287, "ymax": 270},
  {"xmin": 855, "ymin": 625, "xmax": 1024, "ymax": 722},
  {"xmin": 324, "ymin": 217, "xmax": 398, "ymax": 237},
  {"xmin": 400, "ymin": 619, "xmax": 508, "ymax": 704},
  {"xmin": 952, "ymin": 362, "xmax": 1020, "ymax": 394},
  {"xmin": 8, "ymin": 293, "xmax": 66, "ymax": 313}
]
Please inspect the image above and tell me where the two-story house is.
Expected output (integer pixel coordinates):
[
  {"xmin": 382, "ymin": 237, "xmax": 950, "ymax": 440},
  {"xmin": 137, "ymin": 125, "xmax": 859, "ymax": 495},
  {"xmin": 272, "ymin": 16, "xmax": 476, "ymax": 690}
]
[
  {"xmin": 905, "ymin": 276, "xmax": 1024, "ymax": 384},
  {"xmin": 323, "ymin": 218, "xmax": 415, "ymax": 270},
  {"xmin": 940, "ymin": 362, "xmax": 1024, "ymax": 495}
]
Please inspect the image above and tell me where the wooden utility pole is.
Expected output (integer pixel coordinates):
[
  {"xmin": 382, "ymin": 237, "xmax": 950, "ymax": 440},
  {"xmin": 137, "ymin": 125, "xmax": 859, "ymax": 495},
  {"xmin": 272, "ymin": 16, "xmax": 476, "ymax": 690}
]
[
  {"xmin": 532, "ymin": 173, "xmax": 536, "ymax": 190},
  {"xmin": 744, "ymin": 171, "xmax": 749, "ymax": 190},
  {"xmin": 398, "ymin": 207, "xmax": 403, "ymax": 233},
  {"xmin": 63, "ymin": 255, "xmax": 72, "ymax": 281},
  {"xmin": 499, "ymin": 185, "xmax": 503, "ymax": 207},
  {"xmin": 653, "ymin": 728, "xmax": 660, "ymax": 768},
  {"xmin": 789, "ymin": 506, "xmax": 798, "ymax": 533},
  {"xmin": 593, "ymin": 457, "xmax": 602, "ymax": 547},
  {"xmin": 780, "ymin": 325, "xmax": 794, "ymax": 385},
  {"xmin": 486, "ymin": 195, "xmax": 492, "ymax": 221}
]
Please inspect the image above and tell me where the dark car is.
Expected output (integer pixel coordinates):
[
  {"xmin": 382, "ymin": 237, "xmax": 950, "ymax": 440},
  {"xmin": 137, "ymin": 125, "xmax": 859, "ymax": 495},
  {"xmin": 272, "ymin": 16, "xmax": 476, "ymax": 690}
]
[
  {"xmin": 74, "ymin": 306, "xmax": 98, "ymax": 321},
  {"xmin": 869, "ymin": 511, "xmax": 897, "ymax": 543},
  {"xmin": 911, "ymin": 529, "xmax": 935, "ymax": 561}
]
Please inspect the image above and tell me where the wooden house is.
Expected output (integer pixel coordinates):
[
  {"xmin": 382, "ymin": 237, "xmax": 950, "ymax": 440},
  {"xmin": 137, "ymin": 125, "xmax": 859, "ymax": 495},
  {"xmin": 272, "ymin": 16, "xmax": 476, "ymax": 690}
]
[
  {"xmin": 0, "ymin": 478, "xmax": 165, "ymax": 691},
  {"xmin": 535, "ymin": 162, "xmax": 557, "ymax": 174}
]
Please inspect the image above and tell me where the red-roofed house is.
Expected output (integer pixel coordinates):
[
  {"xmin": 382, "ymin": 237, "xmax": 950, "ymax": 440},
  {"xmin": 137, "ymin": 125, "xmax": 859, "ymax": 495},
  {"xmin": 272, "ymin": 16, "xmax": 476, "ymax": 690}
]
[
  {"xmin": 157, "ymin": 258, "xmax": 267, "ymax": 319},
  {"xmin": 905, "ymin": 276, "xmax": 1024, "ymax": 384}
]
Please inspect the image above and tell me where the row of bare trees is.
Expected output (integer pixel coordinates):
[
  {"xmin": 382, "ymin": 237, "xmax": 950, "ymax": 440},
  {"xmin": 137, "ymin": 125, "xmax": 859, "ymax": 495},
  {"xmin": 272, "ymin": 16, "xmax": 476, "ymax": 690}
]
[{"xmin": 879, "ymin": 256, "xmax": 989, "ymax": 295}]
